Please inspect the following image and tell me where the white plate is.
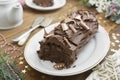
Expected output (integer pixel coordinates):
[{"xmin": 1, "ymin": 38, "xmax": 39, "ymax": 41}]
[
  {"xmin": 24, "ymin": 23, "xmax": 110, "ymax": 76},
  {"xmin": 25, "ymin": 0, "xmax": 66, "ymax": 11}
]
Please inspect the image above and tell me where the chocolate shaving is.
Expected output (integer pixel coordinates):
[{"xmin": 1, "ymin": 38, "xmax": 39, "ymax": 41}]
[
  {"xmin": 79, "ymin": 20, "xmax": 90, "ymax": 30},
  {"xmin": 44, "ymin": 34, "xmax": 54, "ymax": 38},
  {"xmin": 64, "ymin": 18, "xmax": 76, "ymax": 24},
  {"xmin": 69, "ymin": 24, "xmax": 77, "ymax": 33},
  {"xmin": 63, "ymin": 37, "xmax": 71, "ymax": 47},
  {"xmin": 74, "ymin": 15, "xmax": 82, "ymax": 21},
  {"xmin": 74, "ymin": 15, "xmax": 89, "ymax": 30},
  {"xmin": 64, "ymin": 18, "xmax": 72, "ymax": 23},
  {"xmin": 84, "ymin": 11, "xmax": 90, "ymax": 18},
  {"xmin": 44, "ymin": 28, "xmax": 48, "ymax": 35},
  {"xmin": 61, "ymin": 23, "xmax": 69, "ymax": 31}
]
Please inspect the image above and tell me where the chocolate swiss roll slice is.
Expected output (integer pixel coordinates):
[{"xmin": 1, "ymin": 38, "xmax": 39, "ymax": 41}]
[
  {"xmin": 37, "ymin": 10, "xmax": 98, "ymax": 69},
  {"xmin": 33, "ymin": 0, "xmax": 54, "ymax": 7}
]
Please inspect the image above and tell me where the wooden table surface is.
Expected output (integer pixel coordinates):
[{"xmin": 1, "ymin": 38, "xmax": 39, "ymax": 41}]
[{"xmin": 0, "ymin": 0, "xmax": 118, "ymax": 80}]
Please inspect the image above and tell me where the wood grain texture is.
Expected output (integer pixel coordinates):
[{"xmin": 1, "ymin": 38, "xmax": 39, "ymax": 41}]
[{"xmin": 0, "ymin": 0, "xmax": 118, "ymax": 80}]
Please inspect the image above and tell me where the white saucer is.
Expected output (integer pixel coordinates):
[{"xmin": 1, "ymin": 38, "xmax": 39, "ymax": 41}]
[
  {"xmin": 0, "ymin": 20, "xmax": 23, "ymax": 30},
  {"xmin": 25, "ymin": 0, "xmax": 66, "ymax": 11},
  {"xmin": 24, "ymin": 23, "xmax": 110, "ymax": 76}
]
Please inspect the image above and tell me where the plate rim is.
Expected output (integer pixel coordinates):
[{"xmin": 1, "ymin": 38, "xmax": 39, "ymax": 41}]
[
  {"xmin": 25, "ymin": 0, "xmax": 66, "ymax": 11},
  {"xmin": 24, "ymin": 22, "xmax": 110, "ymax": 76},
  {"xmin": 0, "ymin": 20, "xmax": 23, "ymax": 30}
]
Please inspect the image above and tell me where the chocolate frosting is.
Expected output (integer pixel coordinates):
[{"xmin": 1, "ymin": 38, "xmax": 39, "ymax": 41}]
[{"xmin": 37, "ymin": 10, "xmax": 98, "ymax": 69}]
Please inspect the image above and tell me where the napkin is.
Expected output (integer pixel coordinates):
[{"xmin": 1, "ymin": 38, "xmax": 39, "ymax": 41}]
[{"xmin": 86, "ymin": 49, "xmax": 120, "ymax": 80}]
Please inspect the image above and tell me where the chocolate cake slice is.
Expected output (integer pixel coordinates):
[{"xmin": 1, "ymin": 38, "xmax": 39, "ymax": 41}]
[
  {"xmin": 33, "ymin": 0, "xmax": 54, "ymax": 7},
  {"xmin": 37, "ymin": 10, "xmax": 98, "ymax": 70}
]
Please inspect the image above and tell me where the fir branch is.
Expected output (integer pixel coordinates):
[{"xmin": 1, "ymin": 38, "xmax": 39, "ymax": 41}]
[
  {"xmin": 80, "ymin": 0, "xmax": 91, "ymax": 7},
  {"xmin": 10, "ymin": 61, "xmax": 25, "ymax": 80},
  {"xmin": 0, "ymin": 51, "xmax": 25, "ymax": 80},
  {"xmin": 80, "ymin": 0, "xmax": 88, "ymax": 4}
]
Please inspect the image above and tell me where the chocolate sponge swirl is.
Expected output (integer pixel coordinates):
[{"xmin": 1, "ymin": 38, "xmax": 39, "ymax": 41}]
[{"xmin": 37, "ymin": 10, "xmax": 98, "ymax": 69}]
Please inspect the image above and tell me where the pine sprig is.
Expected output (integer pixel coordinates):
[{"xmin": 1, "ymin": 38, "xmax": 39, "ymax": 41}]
[
  {"xmin": 80, "ymin": 0, "xmax": 90, "ymax": 6},
  {"xmin": 80, "ymin": 0, "xmax": 88, "ymax": 4},
  {"xmin": 10, "ymin": 61, "xmax": 25, "ymax": 80},
  {"xmin": 0, "ymin": 50, "xmax": 25, "ymax": 80}
]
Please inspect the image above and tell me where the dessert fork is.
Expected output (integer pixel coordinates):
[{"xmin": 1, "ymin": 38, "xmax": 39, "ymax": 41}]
[
  {"xmin": 12, "ymin": 16, "xmax": 44, "ymax": 42},
  {"xmin": 12, "ymin": 17, "xmax": 52, "ymax": 46}
]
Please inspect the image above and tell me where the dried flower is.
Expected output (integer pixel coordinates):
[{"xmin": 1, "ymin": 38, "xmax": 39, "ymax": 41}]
[
  {"xmin": 80, "ymin": 0, "xmax": 120, "ymax": 24},
  {"xmin": 89, "ymin": 0, "xmax": 111, "ymax": 12},
  {"xmin": 105, "ymin": 0, "xmax": 120, "ymax": 24},
  {"xmin": 106, "ymin": 2, "xmax": 119, "ymax": 17}
]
